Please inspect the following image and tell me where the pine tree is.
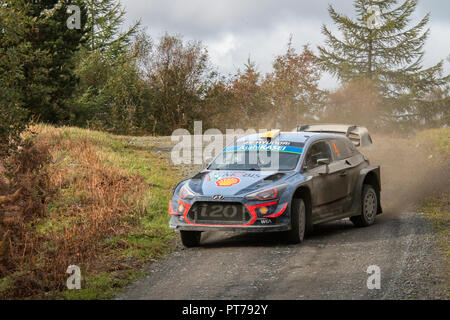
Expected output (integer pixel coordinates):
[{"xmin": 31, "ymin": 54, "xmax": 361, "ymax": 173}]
[
  {"xmin": 25, "ymin": 0, "xmax": 87, "ymax": 123},
  {"xmin": 72, "ymin": 0, "xmax": 141, "ymax": 129},
  {"xmin": 83, "ymin": 0, "xmax": 140, "ymax": 56},
  {"xmin": 0, "ymin": 0, "xmax": 34, "ymax": 155},
  {"xmin": 0, "ymin": 0, "xmax": 87, "ymax": 124},
  {"xmin": 1, "ymin": 0, "xmax": 86, "ymax": 129},
  {"xmin": 318, "ymin": 0, "xmax": 449, "ymax": 126}
]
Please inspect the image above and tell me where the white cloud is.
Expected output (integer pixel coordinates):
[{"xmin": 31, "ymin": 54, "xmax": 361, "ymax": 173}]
[
  {"xmin": 423, "ymin": 23, "xmax": 450, "ymax": 72},
  {"xmin": 207, "ymin": 34, "xmax": 239, "ymax": 75},
  {"xmin": 120, "ymin": 0, "xmax": 450, "ymax": 89}
]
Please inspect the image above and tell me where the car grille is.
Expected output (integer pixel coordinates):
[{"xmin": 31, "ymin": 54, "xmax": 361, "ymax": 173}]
[{"xmin": 187, "ymin": 202, "xmax": 252, "ymax": 225}]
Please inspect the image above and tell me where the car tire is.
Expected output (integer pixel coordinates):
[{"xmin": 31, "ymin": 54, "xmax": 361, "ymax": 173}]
[
  {"xmin": 285, "ymin": 198, "xmax": 306, "ymax": 244},
  {"xmin": 180, "ymin": 231, "xmax": 201, "ymax": 247},
  {"xmin": 350, "ymin": 184, "xmax": 378, "ymax": 227}
]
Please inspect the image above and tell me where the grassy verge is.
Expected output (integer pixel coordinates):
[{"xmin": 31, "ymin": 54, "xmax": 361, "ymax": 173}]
[
  {"xmin": 421, "ymin": 194, "xmax": 450, "ymax": 297},
  {"xmin": 422, "ymin": 195, "xmax": 450, "ymax": 258},
  {"xmin": 418, "ymin": 127, "xmax": 450, "ymax": 297},
  {"xmin": 415, "ymin": 127, "xmax": 450, "ymax": 156},
  {"xmin": 0, "ymin": 125, "xmax": 180, "ymax": 299}
]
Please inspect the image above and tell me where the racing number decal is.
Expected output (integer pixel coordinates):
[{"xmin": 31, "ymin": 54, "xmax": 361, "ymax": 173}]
[
  {"xmin": 199, "ymin": 205, "xmax": 240, "ymax": 218},
  {"xmin": 216, "ymin": 177, "xmax": 240, "ymax": 187},
  {"xmin": 223, "ymin": 205, "xmax": 238, "ymax": 218},
  {"xmin": 204, "ymin": 205, "xmax": 222, "ymax": 218}
]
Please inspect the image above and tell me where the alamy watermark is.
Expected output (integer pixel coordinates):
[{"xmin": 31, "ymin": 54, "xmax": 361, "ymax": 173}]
[
  {"xmin": 31, "ymin": 1, "xmax": 81, "ymax": 30},
  {"xmin": 367, "ymin": 5, "xmax": 382, "ymax": 30},
  {"xmin": 366, "ymin": 265, "xmax": 381, "ymax": 290},
  {"xmin": 66, "ymin": 265, "xmax": 81, "ymax": 290},
  {"xmin": 66, "ymin": 5, "xmax": 81, "ymax": 30},
  {"xmin": 170, "ymin": 121, "xmax": 283, "ymax": 170}
]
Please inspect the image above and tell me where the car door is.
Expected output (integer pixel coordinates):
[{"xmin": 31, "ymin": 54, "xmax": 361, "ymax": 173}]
[
  {"xmin": 342, "ymin": 138, "xmax": 368, "ymax": 208},
  {"xmin": 328, "ymin": 138, "xmax": 354, "ymax": 213},
  {"xmin": 303, "ymin": 140, "xmax": 344, "ymax": 222}
]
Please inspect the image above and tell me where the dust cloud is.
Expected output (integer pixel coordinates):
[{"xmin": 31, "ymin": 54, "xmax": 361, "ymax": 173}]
[{"xmin": 362, "ymin": 134, "xmax": 450, "ymax": 214}]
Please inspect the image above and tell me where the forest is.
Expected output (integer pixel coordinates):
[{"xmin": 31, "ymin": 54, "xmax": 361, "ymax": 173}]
[{"xmin": 1, "ymin": 0, "xmax": 449, "ymax": 158}]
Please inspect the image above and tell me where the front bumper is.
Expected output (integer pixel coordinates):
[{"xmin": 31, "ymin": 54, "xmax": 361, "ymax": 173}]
[
  {"xmin": 169, "ymin": 194, "xmax": 292, "ymax": 233},
  {"xmin": 169, "ymin": 215, "xmax": 291, "ymax": 233}
]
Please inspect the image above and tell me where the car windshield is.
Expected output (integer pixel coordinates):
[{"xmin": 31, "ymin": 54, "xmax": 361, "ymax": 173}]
[{"xmin": 208, "ymin": 150, "xmax": 301, "ymax": 171}]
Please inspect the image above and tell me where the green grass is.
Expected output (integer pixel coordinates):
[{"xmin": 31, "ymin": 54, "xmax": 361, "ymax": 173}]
[
  {"xmin": 60, "ymin": 270, "xmax": 148, "ymax": 300},
  {"xmin": 422, "ymin": 195, "xmax": 450, "ymax": 255},
  {"xmin": 421, "ymin": 194, "xmax": 450, "ymax": 297}
]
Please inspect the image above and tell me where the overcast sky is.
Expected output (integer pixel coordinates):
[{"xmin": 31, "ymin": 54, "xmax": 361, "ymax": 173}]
[{"xmin": 120, "ymin": 0, "xmax": 450, "ymax": 89}]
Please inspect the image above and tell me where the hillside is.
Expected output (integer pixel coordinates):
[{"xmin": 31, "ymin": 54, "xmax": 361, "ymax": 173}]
[{"xmin": 0, "ymin": 125, "xmax": 180, "ymax": 299}]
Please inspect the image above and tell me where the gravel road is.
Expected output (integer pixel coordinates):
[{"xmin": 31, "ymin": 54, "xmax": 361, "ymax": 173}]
[{"xmin": 116, "ymin": 134, "xmax": 448, "ymax": 300}]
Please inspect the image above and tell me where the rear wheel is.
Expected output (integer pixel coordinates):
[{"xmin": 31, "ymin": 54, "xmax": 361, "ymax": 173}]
[
  {"xmin": 286, "ymin": 198, "xmax": 306, "ymax": 244},
  {"xmin": 180, "ymin": 231, "xmax": 201, "ymax": 247},
  {"xmin": 350, "ymin": 184, "xmax": 378, "ymax": 227}
]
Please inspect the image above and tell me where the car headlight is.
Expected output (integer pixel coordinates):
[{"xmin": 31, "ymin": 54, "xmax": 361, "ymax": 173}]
[
  {"xmin": 179, "ymin": 183, "xmax": 195, "ymax": 200},
  {"xmin": 245, "ymin": 184, "xmax": 287, "ymax": 201}
]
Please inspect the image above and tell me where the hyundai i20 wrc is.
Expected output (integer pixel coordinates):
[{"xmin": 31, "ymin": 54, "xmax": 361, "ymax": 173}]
[{"xmin": 169, "ymin": 124, "xmax": 382, "ymax": 247}]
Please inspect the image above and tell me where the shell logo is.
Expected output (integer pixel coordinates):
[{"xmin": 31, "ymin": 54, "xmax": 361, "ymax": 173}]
[{"xmin": 216, "ymin": 177, "xmax": 240, "ymax": 187}]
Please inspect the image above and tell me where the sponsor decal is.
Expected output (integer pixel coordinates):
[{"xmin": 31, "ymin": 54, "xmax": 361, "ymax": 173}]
[
  {"xmin": 237, "ymin": 140, "xmax": 305, "ymax": 147},
  {"xmin": 260, "ymin": 218, "xmax": 272, "ymax": 225},
  {"xmin": 208, "ymin": 172, "xmax": 260, "ymax": 182},
  {"xmin": 223, "ymin": 142, "xmax": 303, "ymax": 155},
  {"xmin": 216, "ymin": 177, "xmax": 240, "ymax": 187}
]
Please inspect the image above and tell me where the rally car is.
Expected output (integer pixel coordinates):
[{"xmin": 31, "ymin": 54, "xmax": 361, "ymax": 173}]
[{"xmin": 169, "ymin": 124, "xmax": 382, "ymax": 247}]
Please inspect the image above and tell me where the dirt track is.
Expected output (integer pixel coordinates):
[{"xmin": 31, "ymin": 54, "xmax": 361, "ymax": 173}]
[{"xmin": 117, "ymin": 134, "xmax": 449, "ymax": 300}]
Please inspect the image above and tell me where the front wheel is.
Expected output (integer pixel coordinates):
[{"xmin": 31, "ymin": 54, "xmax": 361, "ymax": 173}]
[
  {"xmin": 285, "ymin": 198, "xmax": 306, "ymax": 244},
  {"xmin": 350, "ymin": 184, "xmax": 378, "ymax": 227},
  {"xmin": 180, "ymin": 231, "xmax": 201, "ymax": 247}
]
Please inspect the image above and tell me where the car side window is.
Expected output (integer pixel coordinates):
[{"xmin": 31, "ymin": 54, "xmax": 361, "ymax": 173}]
[
  {"xmin": 304, "ymin": 141, "xmax": 332, "ymax": 170},
  {"xmin": 345, "ymin": 139, "xmax": 359, "ymax": 156},
  {"xmin": 331, "ymin": 139, "xmax": 352, "ymax": 160}
]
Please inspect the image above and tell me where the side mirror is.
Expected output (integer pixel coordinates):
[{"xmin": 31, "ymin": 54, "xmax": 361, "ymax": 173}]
[
  {"xmin": 317, "ymin": 158, "xmax": 330, "ymax": 166},
  {"xmin": 317, "ymin": 158, "xmax": 330, "ymax": 175}
]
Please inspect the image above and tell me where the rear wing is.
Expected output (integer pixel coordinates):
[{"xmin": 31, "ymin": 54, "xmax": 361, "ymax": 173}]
[{"xmin": 297, "ymin": 124, "xmax": 372, "ymax": 147}]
